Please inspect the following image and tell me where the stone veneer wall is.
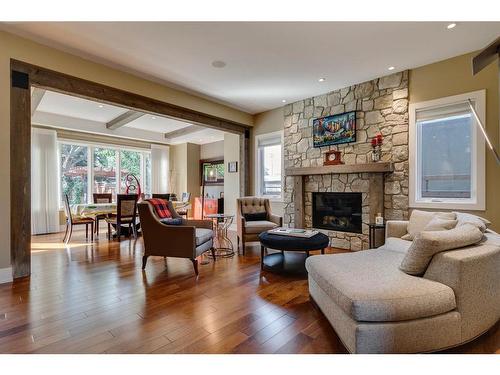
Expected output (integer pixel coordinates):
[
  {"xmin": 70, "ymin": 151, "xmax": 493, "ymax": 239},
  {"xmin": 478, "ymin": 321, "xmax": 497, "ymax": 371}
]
[{"xmin": 283, "ymin": 71, "xmax": 410, "ymax": 250}]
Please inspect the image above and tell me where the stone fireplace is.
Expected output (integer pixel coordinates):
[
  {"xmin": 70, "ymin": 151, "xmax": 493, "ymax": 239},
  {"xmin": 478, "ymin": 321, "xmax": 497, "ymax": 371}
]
[
  {"xmin": 312, "ymin": 192, "xmax": 362, "ymax": 234},
  {"xmin": 283, "ymin": 71, "xmax": 410, "ymax": 250}
]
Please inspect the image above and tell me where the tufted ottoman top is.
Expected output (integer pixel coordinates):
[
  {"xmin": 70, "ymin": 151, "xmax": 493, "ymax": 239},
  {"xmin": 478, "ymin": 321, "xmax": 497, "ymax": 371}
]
[{"xmin": 259, "ymin": 231, "xmax": 329, "ymax": 251}]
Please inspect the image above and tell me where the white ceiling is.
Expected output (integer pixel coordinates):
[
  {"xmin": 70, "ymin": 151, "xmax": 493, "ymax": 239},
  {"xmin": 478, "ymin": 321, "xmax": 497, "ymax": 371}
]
[
  {"xmin": 3, "ymin": 22, "xmax": 500, "ymax": 113},
  {"xmin": 124, "ymin": 114, "xmax": 189, "ymax": 134},
  {"xmin": 33, "ymin": 90, "xmax": 226, "ymax": 145},
  {"xmin": 38, "ymin": 91, "xmax": 128, "ymax": 122}
]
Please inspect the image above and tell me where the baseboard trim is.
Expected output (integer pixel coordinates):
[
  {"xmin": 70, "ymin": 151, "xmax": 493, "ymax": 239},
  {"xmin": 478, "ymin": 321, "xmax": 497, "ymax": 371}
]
[{"xmin": 0, "ymin": 267, "xmax": 13, "ymax": 284}]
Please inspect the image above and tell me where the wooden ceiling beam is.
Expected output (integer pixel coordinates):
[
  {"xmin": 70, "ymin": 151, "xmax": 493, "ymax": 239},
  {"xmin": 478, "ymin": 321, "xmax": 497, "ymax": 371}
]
[
  {"xmin": 164, "ymin": 124, "xmax": 203, "ymax": 140},
  {"xmin": 106, "ymin": 110, "xmax": 144, "ymax": 130},
  {"xmin": 472, "ymin": 36, "xmax": 500, "ymax": 75}
]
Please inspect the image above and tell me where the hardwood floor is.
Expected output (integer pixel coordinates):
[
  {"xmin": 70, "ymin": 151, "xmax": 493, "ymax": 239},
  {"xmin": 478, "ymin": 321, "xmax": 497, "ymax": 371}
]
[{"xmin": 0, "ymin": 228, "xmax": 498, "ymax": 354}]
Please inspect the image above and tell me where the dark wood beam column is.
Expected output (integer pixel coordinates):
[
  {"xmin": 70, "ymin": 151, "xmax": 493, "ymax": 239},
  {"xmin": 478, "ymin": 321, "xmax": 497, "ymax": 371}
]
[{"xmin": 11, "ymin": 69, "xmax": 31, "ymax": 278}]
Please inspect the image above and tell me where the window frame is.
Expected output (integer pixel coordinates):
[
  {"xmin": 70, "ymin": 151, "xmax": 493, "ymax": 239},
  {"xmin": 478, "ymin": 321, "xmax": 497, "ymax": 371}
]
[
  {"xmin": 254, "ymin": 130, "xmax": 284, "ymax": 201},
  {"xmin": 58, "ymin": 138, "xmax": 152, "ymax": 208},
  {"xmin": 409, "ymin": 90, "xmax": 486, "ymax": 211}
]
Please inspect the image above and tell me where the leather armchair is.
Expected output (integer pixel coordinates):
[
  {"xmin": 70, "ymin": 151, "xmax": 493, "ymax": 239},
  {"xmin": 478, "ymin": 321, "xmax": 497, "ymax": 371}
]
[
  {"xmin": 138, "ymin": 201, "xmax": 216, "ymax": 275},
  {"xmin": 236, "ymin": 197, "xmax": 282, "ymax": 254}
]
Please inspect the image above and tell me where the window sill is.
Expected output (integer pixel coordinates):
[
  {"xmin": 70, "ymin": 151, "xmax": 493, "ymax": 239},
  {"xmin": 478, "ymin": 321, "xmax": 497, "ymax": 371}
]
[
  {"xmin": 256, "ymin": 195, "xmax": 284, "ymax": 203},
  {"xmin": 410, "ymin": 199, "xmax": 485, "ymax": 211}
]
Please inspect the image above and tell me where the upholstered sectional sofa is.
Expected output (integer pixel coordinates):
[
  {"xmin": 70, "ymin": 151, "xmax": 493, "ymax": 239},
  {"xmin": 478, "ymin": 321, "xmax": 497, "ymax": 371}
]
[{"xmin": 306, "ymin": 215, "xmax": 500, "ymax": 353}]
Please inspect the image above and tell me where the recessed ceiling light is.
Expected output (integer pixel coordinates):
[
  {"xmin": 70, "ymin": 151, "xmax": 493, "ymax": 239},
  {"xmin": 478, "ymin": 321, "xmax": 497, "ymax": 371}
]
[
  {"xmin": 282, "ymin": 99, "xmax": 287, "ymax": 103},
  {"xmin": 388, "ymin": 66, "xmax": 395, "ymax": 71},
  {"xmin": 211, "ymin": 60, "xmax": 226, "ymax": 68},
  {"xmin": 98, "ymin": 104, "xmax": 104, "ymax": 108},
  {"xmin": 447, "ymin": 23, "xmax": 457, "ymax": 29},
  {"xmin": 318, "ymin": 78, "xmax": 326, "ymax": 82},
  {"xmin": 151, "ymin": 116, "xmax": 157, "ymax": 120}
]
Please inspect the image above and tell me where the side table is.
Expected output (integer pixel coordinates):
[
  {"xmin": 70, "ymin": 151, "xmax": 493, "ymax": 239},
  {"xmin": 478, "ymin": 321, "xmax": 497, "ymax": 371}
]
[
  {"xmin": 369, "ymin": 223, "xmax": 386, "ymax": 248},
  {"xmin": 205, "ymin": 213, "xmax": 235, "ymax": 258}
]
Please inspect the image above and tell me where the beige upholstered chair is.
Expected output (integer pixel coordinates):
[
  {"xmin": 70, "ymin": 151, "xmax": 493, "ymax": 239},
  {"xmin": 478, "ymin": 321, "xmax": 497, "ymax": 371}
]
[{"xmin": 236, "ymin": 197, "xmax": 282, "ymax": 254}]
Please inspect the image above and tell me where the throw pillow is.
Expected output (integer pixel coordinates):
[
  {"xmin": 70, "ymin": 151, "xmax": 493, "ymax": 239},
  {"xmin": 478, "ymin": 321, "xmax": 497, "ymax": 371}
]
[
  {"xmin": 423, "ymin": 217, "xmax": 458, "ymax": 232},
  {"xmin": 401, "ymin": 210, "xmax": 457, "ymax": 241},
  {"xmin": 147, "ymin": 198, "xmax": 172, "ymax": 219},
  {"xmin": 243, "ymin": 212, "xmax": 267, "ymax": 221},
  {"xmin": 160, "ymin": 217, "xmax": 183, "ymax": 225},
  {"xmin": 399, "ymin": 223, "xmax": 483, "ymax": 275},
  {"xmin": 453, "ymin": 212, "xmax": 490, "ymax": 232}
]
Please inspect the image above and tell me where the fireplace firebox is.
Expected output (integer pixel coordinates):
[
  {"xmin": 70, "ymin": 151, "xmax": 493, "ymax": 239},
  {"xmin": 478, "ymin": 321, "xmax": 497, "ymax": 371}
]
[{"xmin": 312, "ymin": 192, "xmax": 362, "ymax": 233}]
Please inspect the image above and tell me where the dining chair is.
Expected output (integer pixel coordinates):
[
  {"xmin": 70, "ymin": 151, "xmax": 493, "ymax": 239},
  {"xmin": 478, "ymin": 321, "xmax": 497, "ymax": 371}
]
[
  {"xmin": 63, "ymin": 194, "xmax": 95, "ymax": 243},
  {"xmin": 92, "ymin": 193, "xmax": 113, "ymax": 235},
  {"xmin": 105, "ymin": 194, "xmax": 139, "ymax": 240},
  {"xmin": 152, "ymin": 193, "xmax": 170, "ymax": 200}
]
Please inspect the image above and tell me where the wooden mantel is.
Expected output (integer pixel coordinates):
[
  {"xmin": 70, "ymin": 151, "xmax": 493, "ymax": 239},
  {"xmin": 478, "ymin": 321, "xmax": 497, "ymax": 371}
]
[
  {"xmin": 285, "ymin": 162, "xmax": 394, "ymax": 176},
  {"xmin": 288, "ymin": 162, "xmax": 394, "ymax": 229}
]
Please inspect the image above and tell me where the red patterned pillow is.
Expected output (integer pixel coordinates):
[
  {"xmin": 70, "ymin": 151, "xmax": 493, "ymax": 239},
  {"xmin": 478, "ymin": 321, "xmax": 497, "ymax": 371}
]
[{"xmin": 147, "ymin": 198, "xmax": 172, "ymax": 219}]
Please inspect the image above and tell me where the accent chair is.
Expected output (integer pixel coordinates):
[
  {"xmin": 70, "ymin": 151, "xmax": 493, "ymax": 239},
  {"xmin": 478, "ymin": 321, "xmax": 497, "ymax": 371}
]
[
  {"xmin": 138, "ymin": 200, "xmax": 215, "ymax": 275},
  {"xmin": 236, "ymin": 197, "xmax": 282, "ymax": 254}
]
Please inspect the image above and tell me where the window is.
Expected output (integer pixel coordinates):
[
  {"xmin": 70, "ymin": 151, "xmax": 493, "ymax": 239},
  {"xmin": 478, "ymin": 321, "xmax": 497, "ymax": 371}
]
[
  {"xmin": 60, "ymin": 144, "xmax": 89, "ymax": 205},
  {"xmin": 58, "ymin": 140, "xmax": 152, "ymax": 207},
  {"xmin": 120, "ymin": 150, "xmax": 142, "ymax": 192},
  {"xmin": 94, "ymin": 147, "xmax": 117, "ymax": 198},
  {"xmin": 255, "ymin": 131, "xmax": 283, "ymax": 199},
  {"xmin": 409, "ymin": 90, "xmax": 485, "ymax": 210}
]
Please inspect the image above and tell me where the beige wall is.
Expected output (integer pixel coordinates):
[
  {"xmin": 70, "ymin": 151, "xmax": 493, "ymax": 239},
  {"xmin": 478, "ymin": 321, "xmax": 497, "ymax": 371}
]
[
  {"xmin": 169, "ymin": 144, "xmax": 187, "ymax": 196},
  {"xmin": 409, "ymin": 52, "xmax": 499, "ymax": 231},
  {"xmin": 170, "ymin": 143, "xmax": 201, "ymax": 205},
  {"xmin": 186, "ymin": 143, "xmax": 201, "ymax": 204},
  {"xmin": 0, "ymin": 30, "xmax": 253, "ymax": 271},
  {"xmin": 200, "ymin": 140, "xmax": 224, "ymax": 160},
  {"xmin": 223, "ymin": 133, "xmax": 241, "ymax": 217},
  {"xmin": 250, "ymin": 108, "xmax": 286, "ymax": 217}
]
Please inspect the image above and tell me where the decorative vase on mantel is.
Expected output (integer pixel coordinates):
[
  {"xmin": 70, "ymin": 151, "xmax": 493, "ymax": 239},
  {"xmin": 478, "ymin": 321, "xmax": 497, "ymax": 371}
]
[{"xmin": 371, "ymin": 134, "xmax": 383, "ymax": 162}]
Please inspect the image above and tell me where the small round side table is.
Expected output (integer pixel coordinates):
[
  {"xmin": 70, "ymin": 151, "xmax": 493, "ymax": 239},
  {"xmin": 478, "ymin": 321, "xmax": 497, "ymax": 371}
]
[{"xmin": 205, "ymin": 213, "xmax": 235, "ymax": 258}]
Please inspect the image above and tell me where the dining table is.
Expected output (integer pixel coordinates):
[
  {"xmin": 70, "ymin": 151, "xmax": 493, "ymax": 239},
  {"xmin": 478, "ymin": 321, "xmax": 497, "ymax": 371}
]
[{"xmin": 72, "ymin": 202, "xmax": 117, "ymax": 218}]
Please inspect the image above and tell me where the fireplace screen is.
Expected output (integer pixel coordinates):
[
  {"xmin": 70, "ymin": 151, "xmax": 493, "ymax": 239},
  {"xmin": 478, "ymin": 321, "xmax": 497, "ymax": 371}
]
[{"xmin": 312, "ymin": 192, "xmax": 362, "ymax": 233}]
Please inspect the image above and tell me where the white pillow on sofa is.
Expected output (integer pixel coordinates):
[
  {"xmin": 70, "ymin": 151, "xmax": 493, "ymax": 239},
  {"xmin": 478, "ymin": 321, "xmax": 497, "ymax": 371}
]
[
  {"xmin": 401, "ymin": 210, "xmax": 457, "ymax": 241},
  {"xmin": 422, "ymin": 216, "xmax": 458, "ymax": 232},
  {"xmin": 399, "ymin": 223, "xmax": 484, "ymax": 276},
  {"xmin": 453, "ymin": 212, "xmax": 491, "ymax": 232}
]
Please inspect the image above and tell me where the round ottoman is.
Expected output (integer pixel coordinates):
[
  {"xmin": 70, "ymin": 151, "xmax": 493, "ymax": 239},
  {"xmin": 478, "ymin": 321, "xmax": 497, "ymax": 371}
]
[{"xmin": 258, "ymin": 231, "xmax": 329, "ymax": 275}]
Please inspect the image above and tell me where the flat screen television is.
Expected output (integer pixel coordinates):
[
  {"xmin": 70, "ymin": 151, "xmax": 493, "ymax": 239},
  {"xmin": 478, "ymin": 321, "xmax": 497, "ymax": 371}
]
[{"xmin": 313, "ymin": 111, "xmax": 356, "ymax": 148}]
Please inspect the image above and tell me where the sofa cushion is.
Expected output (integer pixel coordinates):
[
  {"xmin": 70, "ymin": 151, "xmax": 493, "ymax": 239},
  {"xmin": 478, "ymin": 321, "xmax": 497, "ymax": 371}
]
[
  {"xmin": 244, "ymin": 212, "xmax": 267, "ymax": 222},
  {"xmin": 380, "ymin": 237, "xmax": 413, "ymax": 254},
  {"xmin": 305, "ymin": 249, "xmax": 456, "ymax": 322},
  {"xmin": 423, "ymin": 216, "xmax": 457, "ymax": 232},
  {"xmin": 401, "ymin": 210, "xmax": 457, "ymax": 241},
  {"xmin": 400, "ymin": 223, "xmax": 484, "ymax": 276},
  {"xmin": 454, "ymin": 212, "xmax": 490, "ymax": 232},
  {"xmin": 160, "ymin": 217, "xmax": 183, "ymax": 225},
  {"xmin": 146, "ymin": 198, "xmax": 172, "ymax": 219},
  {"xmin": 195, "ymin": 228, "xmax": 213, "ymax": 246},
  {"xmin": 244, "ymin": 220, "xmax": 278, "ymax": 234}
]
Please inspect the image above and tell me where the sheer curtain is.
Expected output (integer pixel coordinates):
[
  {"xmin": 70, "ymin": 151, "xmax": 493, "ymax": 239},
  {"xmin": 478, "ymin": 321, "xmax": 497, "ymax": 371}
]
[
  {"xmin": 31, "ymin": 128, "xmax": 60, "ymax": 234},
  {"xmin": 151, "ymin": 144, "xmax": 170, "ymax": 194}
]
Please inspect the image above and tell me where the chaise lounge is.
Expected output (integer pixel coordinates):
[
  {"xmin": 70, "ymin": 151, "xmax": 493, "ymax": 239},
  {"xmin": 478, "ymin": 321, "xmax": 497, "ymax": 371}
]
[{"xmin": 306, "ymin": 213, "xmax": 500, "ymax": 353}]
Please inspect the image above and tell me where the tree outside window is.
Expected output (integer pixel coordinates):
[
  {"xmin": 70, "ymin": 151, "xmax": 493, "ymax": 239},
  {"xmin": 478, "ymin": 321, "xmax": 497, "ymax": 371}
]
[{"xmin": 60, "ymin": 144, "xmax": 88, "ymax": 206}]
